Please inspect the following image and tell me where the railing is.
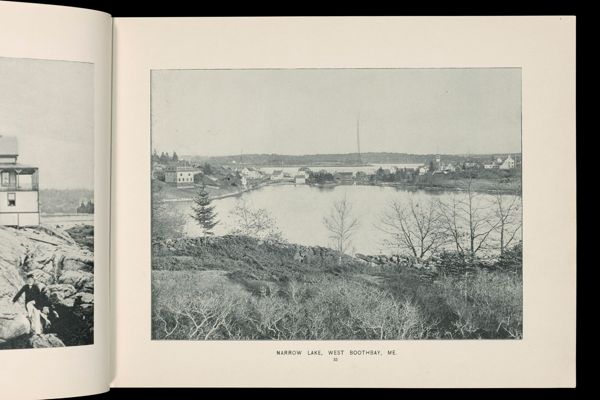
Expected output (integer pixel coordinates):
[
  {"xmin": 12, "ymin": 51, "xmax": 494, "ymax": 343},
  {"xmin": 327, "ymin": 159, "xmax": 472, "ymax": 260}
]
[{"xmin": 0, "ymin": 183, "xmax": 38, "ymax": 191}]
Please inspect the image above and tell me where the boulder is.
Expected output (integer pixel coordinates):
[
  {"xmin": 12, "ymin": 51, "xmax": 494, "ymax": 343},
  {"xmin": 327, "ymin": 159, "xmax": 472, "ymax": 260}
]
[
  {"xmin": 58, "ymin": 270, "xmax": 94, "ymax": 291},
  {"xmin": 62, "ymin": 256, "xmax": 94, "ymax": 273},
  {"xmin": 0, "ymin": 306, "xmax": 30, "ymax": 344},
  {"xmin": 29, "ymin": 333, "xmax": 65, "ymax": 348},
  {"xmin": 29, "ymin": 269, "xmax": 54, "ymax": 286},
  {"xmin": 73, "ymin": 292, "xmax": 94, "ymax": 305},
  {"xmin": 46, "ymin": 284, "xmax": 77, "ymax": 305}
]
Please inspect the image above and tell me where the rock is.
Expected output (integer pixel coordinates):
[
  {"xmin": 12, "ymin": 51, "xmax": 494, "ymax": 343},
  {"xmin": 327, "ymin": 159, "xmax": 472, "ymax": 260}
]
[
  {"xmin": 58, "ymin": 270, "xmax": 94, "ymax": 291},
  {"xmin": 29, "ymin": 333, "xmax": 65, "ymax": 348},
  {"xmin": 46, "ymin": 284, "xmax": 77, "ymax": 305},
  {"xmin": 1, "ymin": 225, "xmax": 94, "ymax": 348},
  {"xmin": 29, "ymin": 269, "xmax": 54, "ymax": 286},
  {"xmin": 74, "ymin": 292, "xmax": 94, "ymax": 305},
  {"xmin": 41, "ymin": 261, "xmax": 56, "ymax": 275},
  {"xmin": 62, "ymin": 256, "xmax": 93, "ymax": 273},
  {"xmin": 0, "ymin": 309, "xmax": 30, "ymax": 343}
]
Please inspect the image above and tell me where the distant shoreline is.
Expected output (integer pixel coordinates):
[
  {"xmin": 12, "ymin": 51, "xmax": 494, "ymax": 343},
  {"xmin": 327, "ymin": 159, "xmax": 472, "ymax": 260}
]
[{"xmin": 160, "ymin": 179, "xmax": 521, "ymax": 203}]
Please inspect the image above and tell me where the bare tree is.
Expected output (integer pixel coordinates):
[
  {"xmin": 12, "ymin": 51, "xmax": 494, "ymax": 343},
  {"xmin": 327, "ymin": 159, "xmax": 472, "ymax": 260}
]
[
  {"xmin": 229, "ymin": 199, "xmax": 283, "ymax": 241},
  {"xmin": 439, "ymin": 176, "xmax": 499, "ymax": 258},
  {"xmin": 323, "ymin": 194, "xmax": 359, "ymax": 264},
  {"xmin": 492, "ymin": 190, "xmax": 522, "ymax": 256},
  {"xmin": 379, "ymin": 197, "xmax": 446, "ymax": 260},
  {"xmin": 438, "ymin": 193, "xmax": 466, "ymax": 254}
]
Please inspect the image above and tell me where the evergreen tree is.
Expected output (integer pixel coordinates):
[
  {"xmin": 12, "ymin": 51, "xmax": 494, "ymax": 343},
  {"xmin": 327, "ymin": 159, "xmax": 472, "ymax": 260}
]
[
  {"xmin": 191, "ymin": 185, "xmax": 218, "ymax": 235},
  {"xmin": 172, "ymin": 151, "xmax": 179, "ymax": 162}
]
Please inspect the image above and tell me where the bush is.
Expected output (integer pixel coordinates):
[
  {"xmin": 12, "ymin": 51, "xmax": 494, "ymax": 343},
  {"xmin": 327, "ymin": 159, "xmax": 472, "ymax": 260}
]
[
  {"xmin": 152, "ymin": 276, "xmax": 437, "ymax": 340},
  {"xmin": 436, "ymin": 270, "xmax": 522, "ymax": 339},
  {"xmin": 151, "ymin": 236, "xmax": 522, "ymax": 340}
]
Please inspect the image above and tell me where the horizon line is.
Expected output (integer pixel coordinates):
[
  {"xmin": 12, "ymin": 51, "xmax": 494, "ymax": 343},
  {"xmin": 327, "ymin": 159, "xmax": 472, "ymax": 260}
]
[{"xmin": 157, "ymin": 150, "xmax": 523, "ymax": 158}]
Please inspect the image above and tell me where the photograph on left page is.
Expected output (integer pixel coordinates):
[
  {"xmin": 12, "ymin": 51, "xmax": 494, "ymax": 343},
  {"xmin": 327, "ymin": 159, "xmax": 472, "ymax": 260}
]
[{"xmin": 0, "ymin": 57, "xmax": 94, "ymax": 349}]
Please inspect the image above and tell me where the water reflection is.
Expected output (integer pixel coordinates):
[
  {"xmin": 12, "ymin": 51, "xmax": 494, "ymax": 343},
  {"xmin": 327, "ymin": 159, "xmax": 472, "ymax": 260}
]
[{"xmin": 171, "ymin": 184, "xmax": 521, "ymax": 256}]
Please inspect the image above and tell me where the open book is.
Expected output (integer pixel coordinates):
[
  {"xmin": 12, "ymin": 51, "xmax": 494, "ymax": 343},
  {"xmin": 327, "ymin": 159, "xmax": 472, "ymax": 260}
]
[{"xmin": 0, "ymin": 2, "xmax": 576, "ymax": 397}]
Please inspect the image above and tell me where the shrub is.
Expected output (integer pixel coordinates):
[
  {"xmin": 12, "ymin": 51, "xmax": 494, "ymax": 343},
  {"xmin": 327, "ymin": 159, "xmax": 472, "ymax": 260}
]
[
  {"xmin": 152, "ymin": 275, "xmax": 437, "ymax": 340},
  {"xmin": 436, "ymin": 270, "xmax": 522, "ymax": 339}
]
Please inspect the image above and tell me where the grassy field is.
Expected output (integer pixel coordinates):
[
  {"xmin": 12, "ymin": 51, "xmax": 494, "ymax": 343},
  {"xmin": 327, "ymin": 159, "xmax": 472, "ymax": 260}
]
[{"xmin": 152, "ymin": 236, "xmax": 522, "ymax": 340}]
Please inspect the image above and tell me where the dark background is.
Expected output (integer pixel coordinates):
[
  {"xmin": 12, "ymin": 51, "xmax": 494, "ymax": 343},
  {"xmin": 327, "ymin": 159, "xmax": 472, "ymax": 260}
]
[
  {"xmin": 6, "ymin": 0, "xmax": 581, "ymax": 397},
  {"xmin": 6, "ymin": 0, "xmax": 578, "ymax": 17}
]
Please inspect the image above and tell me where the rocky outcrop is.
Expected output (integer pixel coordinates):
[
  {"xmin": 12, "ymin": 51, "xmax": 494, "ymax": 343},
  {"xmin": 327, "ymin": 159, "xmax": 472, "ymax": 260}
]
[
  {"xmin": 29, "ymin": 333, "xmax": 65, "ymax": 348},
  {"xmin": 0, "ymin": 225, "xmax": 94, "ymax": 348}
]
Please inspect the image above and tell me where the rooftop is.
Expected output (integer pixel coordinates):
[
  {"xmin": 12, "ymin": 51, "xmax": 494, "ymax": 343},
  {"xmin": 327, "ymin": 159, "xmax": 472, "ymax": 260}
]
[{"xmin": 0, "ymin": 136, "xmax": 18, "ymax": 156}]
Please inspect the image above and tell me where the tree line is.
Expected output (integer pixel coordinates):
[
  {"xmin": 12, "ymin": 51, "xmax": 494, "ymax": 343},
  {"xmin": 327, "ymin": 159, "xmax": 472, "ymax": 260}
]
[{"xmin": 152, "ymin": 150, "xmax": 179, "ymax": 164}]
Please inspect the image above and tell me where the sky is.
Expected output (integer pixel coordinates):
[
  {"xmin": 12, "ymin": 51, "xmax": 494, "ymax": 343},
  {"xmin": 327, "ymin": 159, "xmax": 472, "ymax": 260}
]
[
  {"xmin": 0, "ymin": 57, "xmax": 94, "ymax": 190},
  {"xmin": 152, "ymin": 68, "xmax": 521, "ymax": 157}
]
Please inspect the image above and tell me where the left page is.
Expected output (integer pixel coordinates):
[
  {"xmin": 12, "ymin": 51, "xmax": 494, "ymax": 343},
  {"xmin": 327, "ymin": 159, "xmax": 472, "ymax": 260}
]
[{"xmin": 0, "ymin": 2, "xmax": 112, "ymax": 399}]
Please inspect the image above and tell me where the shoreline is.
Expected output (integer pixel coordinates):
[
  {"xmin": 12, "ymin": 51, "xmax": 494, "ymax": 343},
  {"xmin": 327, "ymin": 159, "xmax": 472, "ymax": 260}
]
[{"xmin": 159, "ymin": 180, "xmax": 521, "ymax": 203}]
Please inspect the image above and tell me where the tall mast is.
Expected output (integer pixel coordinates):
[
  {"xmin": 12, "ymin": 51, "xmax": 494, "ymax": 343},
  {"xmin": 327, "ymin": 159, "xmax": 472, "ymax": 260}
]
[{"xmin": 356, "ymin": 116, "xmax": 362, "ymax": 164}]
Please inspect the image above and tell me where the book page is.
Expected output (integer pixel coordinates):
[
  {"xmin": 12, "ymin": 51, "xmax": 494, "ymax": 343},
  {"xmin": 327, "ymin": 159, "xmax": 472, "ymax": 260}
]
[
  {"xmin": 112, "ymin": 17, "xmax": 575, "ymax": 387},
  {"xmin": 0, "ymin": 2, "xmax": 112, "ymax": 398}
]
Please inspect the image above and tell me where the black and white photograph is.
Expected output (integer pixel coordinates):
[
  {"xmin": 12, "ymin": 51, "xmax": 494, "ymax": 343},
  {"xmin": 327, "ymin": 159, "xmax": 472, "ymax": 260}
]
[
  {"xmin": 151, "ymin": 68, "xmax": 522, "ymax": 341},
  {"xmin": 0, "ymin": 57, "xmax": 95, "ymax": 349}
]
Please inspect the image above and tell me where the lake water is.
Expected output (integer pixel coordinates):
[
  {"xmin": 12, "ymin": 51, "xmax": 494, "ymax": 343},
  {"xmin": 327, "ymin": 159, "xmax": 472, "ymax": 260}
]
[{"xmin": 173, "ymin": 184, "xmax": 521, "ymax": 256}]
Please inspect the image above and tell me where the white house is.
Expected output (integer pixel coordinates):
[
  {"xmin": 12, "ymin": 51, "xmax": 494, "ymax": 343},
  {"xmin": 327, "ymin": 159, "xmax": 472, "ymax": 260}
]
[
  {"xmin": 442, "ymin": 163, "xmax": 457, "ymax": 173},
  {"xmin": 0, "ymin": 136, "xmax": 40, "ymax": 227},
  {"xmin": 240, "ymin": 167, "xmax": 262, "ymax": 180},
  {"xmin": 499, "ymin": 155, "xmax": 515, "ymax": 170},
  {"xmin": 164, "ymin": 166, "xmax": 200, "ymax": 188},
  {"xmin": 418, "ymin": 165, "xmax": 429, "ymax": 175},
  {"xmin": 294, "ymin": 174, "xmax": 306, "ymax": 184}
]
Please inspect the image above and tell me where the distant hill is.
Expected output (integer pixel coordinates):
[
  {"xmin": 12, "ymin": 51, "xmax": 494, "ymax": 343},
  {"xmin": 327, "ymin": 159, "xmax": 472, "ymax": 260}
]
[
  {"xmin": 39, "ymin": 189, "xmax": 94, "ymax": 214},
  {"xmin": 183, "ymin": 152, "xmax": 522, "ymax": 167}
]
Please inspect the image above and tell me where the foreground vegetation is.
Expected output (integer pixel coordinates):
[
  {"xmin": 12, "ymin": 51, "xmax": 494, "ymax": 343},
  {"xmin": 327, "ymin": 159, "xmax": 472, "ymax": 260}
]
[{"xmin": 152, "ymin": 236, "xmax": 522, "ymax": 340}]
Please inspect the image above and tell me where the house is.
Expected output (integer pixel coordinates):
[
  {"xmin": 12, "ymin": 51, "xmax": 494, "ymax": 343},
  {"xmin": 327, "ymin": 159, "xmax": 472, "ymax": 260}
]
[
  {"xmin": 240, "ymin": 167, "xmax": 262, "ymax": 180},
  {"xmin": 164, "ymin": 165, "xmax": 200, "ymax": 188},
  {"xmin": 294, "ymin": 174, "xmax": 306, "ymax": 184},
  {"xmin": 0, "ymin": 136, "xmax": 40, "ymax": 227},
  {"xmin": 418, "ymin": 165, "xmax": 429, "ymax": 175},
  {"xmin": 296, "ymin": 169, "xmax": 309, "ymax": 179},
  {"xmin": 484, "ymin": 155, "xmax": 515, "ymax": 170},
  {"xmin": 499, "ymin": 155, "xmax": 515, "ymax": 170},
  {"xmin": 443, "ymin": 163, "xmax": 457, "ymax": 173},
  {"xmin": 270, "ymin": 170, "xmax": 284, "ymax": 181}
]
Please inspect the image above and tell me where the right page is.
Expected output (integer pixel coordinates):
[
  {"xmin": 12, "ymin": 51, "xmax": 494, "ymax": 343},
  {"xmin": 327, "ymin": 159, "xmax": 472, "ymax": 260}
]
[{"xmin": 111, "ymin": 17, "xmax": 576, "ymax": 387}]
